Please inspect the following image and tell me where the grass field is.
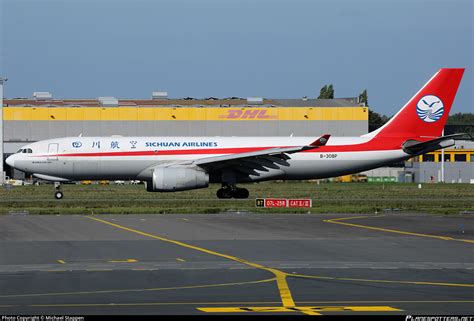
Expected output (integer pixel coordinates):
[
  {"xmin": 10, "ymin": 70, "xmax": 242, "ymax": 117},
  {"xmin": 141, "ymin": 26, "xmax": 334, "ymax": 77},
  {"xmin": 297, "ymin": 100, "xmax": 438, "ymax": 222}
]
[{"xmin": 0, "ymin": 182, "xmax": 473, "ymax": 215}]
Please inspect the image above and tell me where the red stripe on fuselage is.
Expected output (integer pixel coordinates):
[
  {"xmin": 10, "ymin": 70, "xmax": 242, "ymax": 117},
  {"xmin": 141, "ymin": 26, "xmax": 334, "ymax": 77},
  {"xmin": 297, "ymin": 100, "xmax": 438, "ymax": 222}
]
[
  {"xmin": 35, "ymin": 137, "xmax": 408, "ymax": 157},
  {"xmin": 51, "ymin": 146, "xmax": 268, "ymax": 157}
]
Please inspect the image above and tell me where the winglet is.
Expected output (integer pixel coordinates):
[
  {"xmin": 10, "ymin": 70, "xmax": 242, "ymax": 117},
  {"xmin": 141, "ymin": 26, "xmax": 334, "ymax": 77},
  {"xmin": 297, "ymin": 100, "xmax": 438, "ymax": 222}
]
[{"xmin": 310, "ymin": 134, "xmax": 331, "ymax": 147}]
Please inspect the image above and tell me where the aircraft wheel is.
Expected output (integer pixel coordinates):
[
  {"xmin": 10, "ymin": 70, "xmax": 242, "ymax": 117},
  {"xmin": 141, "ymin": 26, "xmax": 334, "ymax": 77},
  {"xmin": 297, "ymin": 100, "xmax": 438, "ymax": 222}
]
[
  {"xmin": 54, "ymin": 191, "xmax": 63, "ymax": 200},
  {"xmin": 233, "ymin": 188, "xmax": 249, "ymax": 199},
  {"xmin": 216, "ymin": 188, "xmax": 232, "ymax": 199}
]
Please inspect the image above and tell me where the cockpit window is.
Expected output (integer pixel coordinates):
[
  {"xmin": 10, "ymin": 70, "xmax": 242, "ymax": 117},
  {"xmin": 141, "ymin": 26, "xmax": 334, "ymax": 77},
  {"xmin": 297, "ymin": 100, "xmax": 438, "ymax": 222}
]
[{"xmin": 17, "ymin": 148, "xmax": 33, "ymax": 154}]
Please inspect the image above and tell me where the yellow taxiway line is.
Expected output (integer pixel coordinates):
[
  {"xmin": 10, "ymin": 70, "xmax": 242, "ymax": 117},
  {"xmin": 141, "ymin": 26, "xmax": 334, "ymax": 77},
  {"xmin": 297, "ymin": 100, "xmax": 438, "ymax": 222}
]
[
  {"xmin": 324, "ymin": 215, "xmax": 474, "ymax": 244},
  {"xmin": 198, "ymin": 306, "xmax": 401, "ymax": 313},
  {"xmin": 297, "ymin": 300, "xmax": 474, "ymax": 304},
  {"xmin": 87, "ymin": 216, "xmax": 297, "ymax": 308},
  {"xmin": 291, "ymin": 273, "xmax": 474, "ymax": 288},
  {"xmin": 84, "ymin": 216, "xmax": 474, "ymax": 315},
  {"xmin": 10, "ymin": 300, "xmax": 473, "ymax": 309},
  {"xmin": 0, "ymin": 278, "xmax": 275, "ymax": 299},
  {"xmin": 108, "ymin": 259, "xmax": 138, "ymax": 263},
  {"xmin": 28, "ymin": 301, "xmax": 279, "ymax": 308}
]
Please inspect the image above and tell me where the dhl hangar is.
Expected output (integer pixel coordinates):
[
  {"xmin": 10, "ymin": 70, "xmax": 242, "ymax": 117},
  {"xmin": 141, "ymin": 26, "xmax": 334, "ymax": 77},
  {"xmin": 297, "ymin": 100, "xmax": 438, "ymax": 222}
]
[{"xmin": 2, "ymin": 93, "xmax": 473, "ymax": 183}]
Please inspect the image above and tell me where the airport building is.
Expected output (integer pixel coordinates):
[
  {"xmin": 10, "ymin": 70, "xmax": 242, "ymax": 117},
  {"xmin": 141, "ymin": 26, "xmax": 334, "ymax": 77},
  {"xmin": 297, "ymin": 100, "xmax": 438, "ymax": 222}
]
[
  {"xmin": 2, "ymin": 94, "xmax": 368, "ymax": 155},
  {"xmin": 1, "ymin": 92, "xmax": 472, "ymax": 183},
  {"xmin": 405, "ymin": 141, "xmax": 474, "ymax": 184},
  {"xmin": 359, "ymin": 141, "xmax": 474, "ymax": 184}
]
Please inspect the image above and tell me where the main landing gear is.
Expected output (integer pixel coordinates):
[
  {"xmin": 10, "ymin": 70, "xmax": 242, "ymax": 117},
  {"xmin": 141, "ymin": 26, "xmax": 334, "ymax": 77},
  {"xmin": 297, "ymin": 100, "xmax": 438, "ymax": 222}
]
[
  {"xmin": 54, "ymin": 182, "xmax": 63, "ymax": 200},
  {"xmin": 216, "ymin": 185, "xmax": 249, "ymax": 199}
]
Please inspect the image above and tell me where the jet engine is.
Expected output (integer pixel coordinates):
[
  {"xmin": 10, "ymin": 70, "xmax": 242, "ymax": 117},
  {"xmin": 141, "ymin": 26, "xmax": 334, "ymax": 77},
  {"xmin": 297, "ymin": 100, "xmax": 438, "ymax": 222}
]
[{"xmin": 146, "ymin": 166, "xmax": 209, "ymax": 192}]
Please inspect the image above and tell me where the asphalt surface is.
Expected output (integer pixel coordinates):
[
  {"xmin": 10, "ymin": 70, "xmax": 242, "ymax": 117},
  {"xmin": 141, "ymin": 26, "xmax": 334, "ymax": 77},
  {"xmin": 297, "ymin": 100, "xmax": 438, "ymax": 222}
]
[{"xmin": 0, "ymin": 213, "xmax": 473, "ymax": 315}]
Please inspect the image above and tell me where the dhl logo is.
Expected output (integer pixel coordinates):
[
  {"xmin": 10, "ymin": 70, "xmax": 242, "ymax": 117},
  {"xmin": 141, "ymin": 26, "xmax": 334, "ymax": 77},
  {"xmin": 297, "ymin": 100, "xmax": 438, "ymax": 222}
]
[{"xmin": 218, "ymin": 109, "xmax": 278, "ymax": 120}]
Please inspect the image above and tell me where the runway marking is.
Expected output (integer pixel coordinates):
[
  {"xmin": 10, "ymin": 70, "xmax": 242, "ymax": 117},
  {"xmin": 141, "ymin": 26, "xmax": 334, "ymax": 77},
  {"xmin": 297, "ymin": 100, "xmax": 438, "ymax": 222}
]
[
  {"xmin": 46, "ymin": 270, "xmax": 67, "ymax": 272},
  {"xmin": 86, "ymin": 216, "xmax": 296, "ymax": 308},
  {"xmin": 85, "ymin": 269, "xmax": 113, "ymax": 272},
  {"xmin": 198, "ymin": 306, "xmax": 401, "ymax": 314},
  {"xmin": 198, "ymin": 306, "xmax": 322, "ymax": 314},
  {"xmin": 108, "ymin": 259, "xmax": 138, "ymax": 263},
  {"xmin": 290, "ymin": 273, "xmax": 474, "ymax": 287},
  {"xmin": 176, "ymin": 258, "xmax": 186, "ymax": 262},
  {"xmin": 57, "ymin": 260, "xmax": 66, "ymax": 264},
  {"xmin": 0, "ymin": 278, "xmax": 275, "ymax": 298},
  {"xmin": 85, "ymin": 215, "xmax": 474, "ymax": 315},
  {"xmin": 3, "ymin": 214, "xmax": 469, "ymax": 315},
  {"xmin": 297, "ymin": 300, "xmax": 474, "ymax": 304},
  {"xmin": 29, "ymin": 301, "xmax": 281, "ymax": 308},
  {"xmin": 324, "ymin": 215, "xmax": 474, "ymax": 244},
  {"xmin": 181, "ymin": 218, "xmax": 189, "ymax": 222},
  {"xmin": 23, "ymin": 300, "xmax": 474, "ymax": 309}
]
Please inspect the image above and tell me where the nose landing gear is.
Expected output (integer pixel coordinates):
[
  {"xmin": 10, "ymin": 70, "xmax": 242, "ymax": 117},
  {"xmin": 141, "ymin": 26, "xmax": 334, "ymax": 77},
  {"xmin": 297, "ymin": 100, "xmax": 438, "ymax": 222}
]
[
  {"xmin": 54, "ymin": 182, "xmax": 63, "ymax": 199},
  {"xmin": 216, "ymin": 185, "xmax": 249, "ymax": 199}
]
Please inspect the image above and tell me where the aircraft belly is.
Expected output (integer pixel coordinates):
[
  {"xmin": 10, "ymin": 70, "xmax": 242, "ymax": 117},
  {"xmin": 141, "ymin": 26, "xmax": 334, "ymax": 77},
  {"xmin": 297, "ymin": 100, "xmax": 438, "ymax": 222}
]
[
  {"xmin": 283, "ymin": 150, "xmax": 408, "ymax": 179},
  {"xmin": 21, "ymin": 159, "xmax": 74, "ymax": 178},
  {"xmin": 99, "ymin": 159, "xmax": 156, "ymax": 179},
  {"xmin": 64, "ymin": 158, "xmax": 158, "ymax": 180}
]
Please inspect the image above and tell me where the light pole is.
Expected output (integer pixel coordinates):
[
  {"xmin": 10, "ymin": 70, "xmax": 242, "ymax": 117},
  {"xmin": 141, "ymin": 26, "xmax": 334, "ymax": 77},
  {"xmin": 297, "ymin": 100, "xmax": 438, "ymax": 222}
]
[
  {"xmin": 441, "ymin": 129, "xmax": 445, "ymax": 183},
  {"xmin": 0, "ymin": 77, "xmax": 6, "ymax": 185}
]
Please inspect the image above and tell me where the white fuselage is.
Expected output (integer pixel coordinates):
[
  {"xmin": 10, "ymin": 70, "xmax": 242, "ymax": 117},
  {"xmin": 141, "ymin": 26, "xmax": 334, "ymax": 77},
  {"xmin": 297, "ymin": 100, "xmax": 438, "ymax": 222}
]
[{"xmin": 7, "ymin": 136, "xmax": 409, "ymax": 183}]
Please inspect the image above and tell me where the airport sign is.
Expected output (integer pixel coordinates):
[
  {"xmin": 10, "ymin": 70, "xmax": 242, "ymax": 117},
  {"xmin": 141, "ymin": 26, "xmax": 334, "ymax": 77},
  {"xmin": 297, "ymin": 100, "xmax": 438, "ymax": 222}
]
[
  {"xmin": 288, "ymin": 199, "xmax": 312, "ymax": 208},
  {"xmin": 256, "ymin": 198, "xmax": 312, "ymax": 208}
]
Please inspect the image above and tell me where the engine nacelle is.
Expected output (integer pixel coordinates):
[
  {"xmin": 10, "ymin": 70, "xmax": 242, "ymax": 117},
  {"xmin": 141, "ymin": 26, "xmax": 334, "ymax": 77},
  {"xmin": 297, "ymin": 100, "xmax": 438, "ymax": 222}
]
[{"xmin": 147, "ymin": 167, "xmax": 209, "ymax": 192}]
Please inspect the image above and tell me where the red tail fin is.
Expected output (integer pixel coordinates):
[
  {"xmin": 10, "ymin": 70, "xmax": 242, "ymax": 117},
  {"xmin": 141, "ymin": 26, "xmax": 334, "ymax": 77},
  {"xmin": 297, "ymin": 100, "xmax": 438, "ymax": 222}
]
[{"xmin": 366, "ymin": 68, "xmax": 464, "ymax": 140}]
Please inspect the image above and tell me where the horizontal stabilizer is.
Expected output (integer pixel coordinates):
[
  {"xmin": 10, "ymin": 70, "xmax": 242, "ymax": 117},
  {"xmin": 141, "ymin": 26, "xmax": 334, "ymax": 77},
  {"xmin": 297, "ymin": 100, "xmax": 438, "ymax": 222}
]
[{"xmin": 402, "ymin": 133, "xmax": 469, "ymax": 155}]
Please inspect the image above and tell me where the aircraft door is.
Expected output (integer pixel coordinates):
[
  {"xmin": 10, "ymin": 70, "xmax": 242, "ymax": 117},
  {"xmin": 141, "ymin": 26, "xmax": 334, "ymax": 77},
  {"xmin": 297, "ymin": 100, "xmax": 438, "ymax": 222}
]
[{"xmin": 47, "ymin": 143, "xmax": 59, "ymax": 161}]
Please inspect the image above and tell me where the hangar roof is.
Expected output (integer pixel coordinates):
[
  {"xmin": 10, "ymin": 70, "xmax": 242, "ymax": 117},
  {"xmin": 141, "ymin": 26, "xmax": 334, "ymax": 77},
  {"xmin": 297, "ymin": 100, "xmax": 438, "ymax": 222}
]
[{"xmin": 3, "ymin": 97, "xmax": 361, "ymax": 108}]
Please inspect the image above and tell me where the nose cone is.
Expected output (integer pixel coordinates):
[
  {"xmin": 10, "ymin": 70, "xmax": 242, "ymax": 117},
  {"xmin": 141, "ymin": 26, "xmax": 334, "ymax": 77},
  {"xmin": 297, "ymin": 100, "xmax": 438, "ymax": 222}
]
[{"xmin": 6, "ymin": 155, "xmax": 15, "ymax": 168}]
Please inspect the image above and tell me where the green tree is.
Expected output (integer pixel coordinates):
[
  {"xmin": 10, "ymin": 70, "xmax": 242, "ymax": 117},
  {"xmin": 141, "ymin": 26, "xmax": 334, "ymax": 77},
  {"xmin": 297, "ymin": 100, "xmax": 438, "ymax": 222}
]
[
  {"xmin": 317, "ymin": 84, "xmax": 334, "ymax": 99},
  {"xmin": 447, "ymin": 113, "xmax": 474, "ymax": 124},
  {"xmin": 326, "ymin": 84, "xmax": 334, "ymax": 99},
  {"xmin": 318, "ymin": 85, "xmax": 328, "ymax": 99},
  {"xmin": 368, "ymin": 110, "xmax": 390, "ymax": 131},
  {"xmin": 359, "ymin": 89, "xmax": 368, "ymax": 106}
]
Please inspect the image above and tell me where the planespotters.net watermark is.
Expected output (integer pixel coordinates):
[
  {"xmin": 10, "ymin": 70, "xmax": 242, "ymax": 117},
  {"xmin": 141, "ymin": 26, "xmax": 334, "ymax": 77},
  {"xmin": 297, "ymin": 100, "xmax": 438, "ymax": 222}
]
[{"xmin": 406, "ymin": 316, "xmax": 474, "ymax": 321}]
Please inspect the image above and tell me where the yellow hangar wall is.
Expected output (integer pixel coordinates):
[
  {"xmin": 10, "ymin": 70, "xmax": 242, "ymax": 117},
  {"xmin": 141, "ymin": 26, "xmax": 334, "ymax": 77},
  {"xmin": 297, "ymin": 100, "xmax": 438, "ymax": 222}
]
[
  {"xmin": 3, "ymin": 106, "xmax": 368, "ymax": 152},
  {"xmin": 4, "ymin": 106, "xmax": 368, "ymax": 121}
]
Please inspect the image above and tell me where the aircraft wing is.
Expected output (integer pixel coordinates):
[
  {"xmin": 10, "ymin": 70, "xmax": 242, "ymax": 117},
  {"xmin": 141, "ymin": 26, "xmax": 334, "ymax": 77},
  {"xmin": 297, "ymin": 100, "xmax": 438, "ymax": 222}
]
[{"xmin": 194, "ymin": 134, "xmax": 330, "ymax": 176}]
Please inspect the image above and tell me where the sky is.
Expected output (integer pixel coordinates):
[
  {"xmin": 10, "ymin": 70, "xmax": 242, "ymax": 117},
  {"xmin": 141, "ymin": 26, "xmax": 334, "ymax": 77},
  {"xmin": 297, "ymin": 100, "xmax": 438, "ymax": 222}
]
[{"xmin": 1, "ymin": 0, "xmax": 473, "ymax": 115}]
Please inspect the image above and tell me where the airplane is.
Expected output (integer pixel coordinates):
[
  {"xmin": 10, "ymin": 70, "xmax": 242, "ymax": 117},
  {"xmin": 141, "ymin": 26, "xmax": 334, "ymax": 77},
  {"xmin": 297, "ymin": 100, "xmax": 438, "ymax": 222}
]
[{"xmin": 6, "ymin": 68, "xmax": 467, "ymax": 199}]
